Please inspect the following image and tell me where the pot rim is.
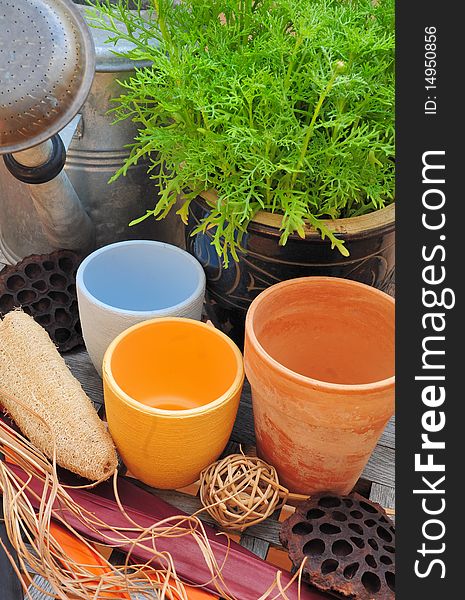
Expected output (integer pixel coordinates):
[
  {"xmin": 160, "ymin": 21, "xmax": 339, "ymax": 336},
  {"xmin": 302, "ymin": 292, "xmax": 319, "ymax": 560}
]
[
  {"xmin": 198, "ymin": 190, "xmax": 395, "ymax": 240},
  {"xmin": 245, "ymin": 276, "xmax": 395, "ymax": 394},
  {"xmin": 103, "ymin": 317, "xmax": 245, "ymax": 417},
  {"xmin": 76, "ymin": 240, "xmax": 206, "ymax": 317}
]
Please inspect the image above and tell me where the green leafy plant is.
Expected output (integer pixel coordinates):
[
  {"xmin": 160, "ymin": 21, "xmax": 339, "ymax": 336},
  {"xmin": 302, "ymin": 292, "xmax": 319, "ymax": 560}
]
[{"xmin": 88, "ymin": 0, "xmax": 394, "ymax": 264}]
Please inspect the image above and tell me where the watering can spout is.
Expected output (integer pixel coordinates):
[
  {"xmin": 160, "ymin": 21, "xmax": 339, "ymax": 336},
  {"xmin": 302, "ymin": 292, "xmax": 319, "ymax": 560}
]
[{"xmin": 6, "ymin": 139, "xmax": 95, "ymax": 257}]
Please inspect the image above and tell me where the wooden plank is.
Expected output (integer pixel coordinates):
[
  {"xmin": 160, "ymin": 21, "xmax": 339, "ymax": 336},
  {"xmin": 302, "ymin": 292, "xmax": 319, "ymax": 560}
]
[
  {"xmin": 231, "ymin": 380, "xmax": 255, "ymax": 446},
  {"xmin": 132, "ymin": 481, "xmax": 285, "ymax": 549},
  {"xmin": 133, "ymin": 479, "xmax": 395, "ymax": 554},
  {"xmin": 16, "ymin": 488, "xmax": 387, "ymax": 585},
  {"xmin": 239, "ymin": 506, "xmax": 281, "ymax": 559},
  {"xmin": 233, "ymin": 381, "xmax": 395, "ymax": 449},
  {"xmin": 46, "ymin": 347, "xmax": 394, "ymax": 550},
  {"xmin": 61, "ymin": 349, "xmax": 395, "ymax": 483},
  {"xmin": 362, "ymin": 444, "xmax": 395, "ymax": 488},
  {"xmin": 221, "ymin": 440, "xmax": 243, "ymax": 457},
  {"xmin": 239, "ymin": 534, "xmax": 270, "ymax": 559},
  {"xmin": 0, "ymin": 506, "xmax": 23, "ymax": 600},
  {"xmin": 379, "ymin": 417, "xmax": 395, "ymax": 449},
  {"xmin": 370, "ymin": 482, "xmax": 395, "ymax": 512},
  {"xmin": 27, "ymin": 574, "xmax": 150, "ymax": 600},
  {"xmin": 1, "ymin": 273, "xmax": 395, "ymax": 600},
  {"xmin": 241, "ymin": 519, "xmax": 282, "ymax": 549},
  {"xmin": 353, "ymin": 478, "xmax": 372, "ymax": 498},
  {"xmin": 28, "ymin": 576, "xmax": 55, "ymax": 599},
  {"xmin": 135, "ymin": 483, "xmax": 217, "ymax": 527},
  {"xmin": 61, "ymin": 348, "xmax": 395, "ymax": 492},
  {"xmin": 61, "ymin": 350, "xmax": 395, "ymax": 457},
  {"xmin": 64, "ymin": 349, "xmax": 103, "ymax": 408}
]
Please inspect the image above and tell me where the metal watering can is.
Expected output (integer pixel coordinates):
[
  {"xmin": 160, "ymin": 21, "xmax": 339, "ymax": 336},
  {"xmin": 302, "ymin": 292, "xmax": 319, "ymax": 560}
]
[{"xmin": 0, "ymin": 0, "xmax": 181, "ymax": 265}]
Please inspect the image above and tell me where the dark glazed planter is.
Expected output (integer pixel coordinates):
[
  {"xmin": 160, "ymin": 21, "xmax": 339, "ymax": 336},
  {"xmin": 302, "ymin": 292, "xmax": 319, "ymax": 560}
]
[{"xmin": 186, "ymin": 193, "xmax": 395, "ymax": 346}]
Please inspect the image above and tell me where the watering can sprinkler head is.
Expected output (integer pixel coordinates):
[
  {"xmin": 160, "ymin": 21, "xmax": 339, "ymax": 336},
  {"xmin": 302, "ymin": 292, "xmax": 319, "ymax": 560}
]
[{"xmin": 0, "ymin": 0, "xmax": 96, "ymax": 257}]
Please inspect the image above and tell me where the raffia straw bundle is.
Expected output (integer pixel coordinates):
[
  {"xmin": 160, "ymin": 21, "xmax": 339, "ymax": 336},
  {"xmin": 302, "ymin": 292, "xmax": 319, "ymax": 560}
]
[
  {"xmin": 0, "ymin": 416, "xmax": 190, "ymax": 599},
  {"xmin": 0, "ymin": 310, "xmax": 117, "ymax": 481},
  {"xmin": 0, "ymin": 406, "xmax": 306, "ymax": 600}
]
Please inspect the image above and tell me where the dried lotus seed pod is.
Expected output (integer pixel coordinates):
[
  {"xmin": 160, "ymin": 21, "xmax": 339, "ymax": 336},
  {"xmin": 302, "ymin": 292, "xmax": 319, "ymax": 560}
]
[
  {"xmin": 0, "ymin": 250, "xmax": 83, "ymax": 352},
  {"xmin": 280, "ymin": 493, "xmax": 395, "ymax": 599}
]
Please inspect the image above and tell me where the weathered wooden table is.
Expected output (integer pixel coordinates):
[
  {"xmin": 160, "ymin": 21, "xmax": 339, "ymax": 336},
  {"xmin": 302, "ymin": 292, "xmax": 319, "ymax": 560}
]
[
  {"xmin": 1, "ymin": 255, "xmax": 394, "ymax": 597},
  {"xmin": 26, "ymin": 346, "xmax": 395, "ymax": 598}
]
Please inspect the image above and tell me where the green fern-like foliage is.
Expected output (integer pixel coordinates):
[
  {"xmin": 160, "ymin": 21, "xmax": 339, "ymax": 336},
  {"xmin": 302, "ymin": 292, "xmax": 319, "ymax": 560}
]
[{"xmin": 88, "ymin": 0, "xmax": 395, "ymax": 263}]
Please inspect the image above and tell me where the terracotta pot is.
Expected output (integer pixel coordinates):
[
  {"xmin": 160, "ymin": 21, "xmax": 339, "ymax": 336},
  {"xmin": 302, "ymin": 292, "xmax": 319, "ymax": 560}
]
[
  {"xmin": 244, "ymin": 277, "xmax": 395, "ymax": 495},
  {"xmin": 186, "ymin": 193, "xmax": 395, "ymax": 347},
  {"xmin": 103, "ymin": 318, "xmax": 244, "ymax": 489}
]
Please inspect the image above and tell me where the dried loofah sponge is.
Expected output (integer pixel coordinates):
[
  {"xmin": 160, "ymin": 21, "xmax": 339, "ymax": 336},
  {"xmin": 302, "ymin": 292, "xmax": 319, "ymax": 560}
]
[{"xmin": 0, "ymin": 310, "xmax": 117, "ymax": 481}]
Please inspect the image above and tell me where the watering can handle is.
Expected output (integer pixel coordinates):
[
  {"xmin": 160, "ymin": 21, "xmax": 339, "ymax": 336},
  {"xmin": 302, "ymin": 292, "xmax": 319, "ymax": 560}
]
[
  {"xmin": 2, "ymin": 136, "xmax": 95, "ymax": 257},
  {"xmin": 2, "ymin": 135, "xmax": 66, "ymax": 185}
]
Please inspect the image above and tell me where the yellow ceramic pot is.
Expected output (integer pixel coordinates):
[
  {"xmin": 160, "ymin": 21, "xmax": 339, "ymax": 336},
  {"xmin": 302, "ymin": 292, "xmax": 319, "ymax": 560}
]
[{"xmin": 103, "ymin": 318, "xmax": 244, "ymax": 489}]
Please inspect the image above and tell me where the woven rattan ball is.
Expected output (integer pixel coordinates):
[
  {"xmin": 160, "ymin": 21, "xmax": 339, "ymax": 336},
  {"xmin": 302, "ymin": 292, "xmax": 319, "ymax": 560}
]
[{"xmin": 199, "ymin": 454, "xmax": 288, "ymax": 532}]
